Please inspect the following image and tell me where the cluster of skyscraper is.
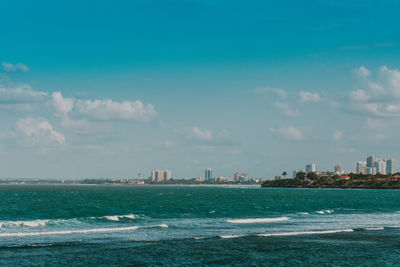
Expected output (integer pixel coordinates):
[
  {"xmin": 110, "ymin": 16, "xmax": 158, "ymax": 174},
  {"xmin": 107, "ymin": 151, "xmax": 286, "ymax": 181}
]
[
  {"xmin": 150, "ymin": 170, "xmax": 171, "ymax": 182},
  {"xmin": 356, "ymin": 156, "xmax": 394, "ymax": 175}
]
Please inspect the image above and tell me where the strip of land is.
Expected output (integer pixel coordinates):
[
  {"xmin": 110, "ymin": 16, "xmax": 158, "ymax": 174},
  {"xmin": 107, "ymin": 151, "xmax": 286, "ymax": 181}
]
[{"xmin": 262, "ymin": 173, "xmax": 400, "ymax": 189}]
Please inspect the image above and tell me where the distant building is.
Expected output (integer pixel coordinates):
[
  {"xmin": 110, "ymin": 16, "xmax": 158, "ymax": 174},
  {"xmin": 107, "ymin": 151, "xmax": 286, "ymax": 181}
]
[
  {"xmin": 373, "ymin": 160, "xmax": 386, "ymax": 175},
  {"xmin": 385, "ymin": 159, "xmax": 394, "ymax": 174},
  {"xmin": 234, "ymin": 172, "xmax": 248, "ymax": 182},
  {"xmin": 367, "ymin": 155, "xmax": 374, "ymax": 168},
  {"xmin": 151, "ymin": 170, "xmax": 171, "ymax": 182},
  {"xmin": 334, "ymin": 163, "xmax": 342, "ymax": 174},
  {"xmin": 356, "ymin": 161, "xmax": 367, "ymax": 174},
  {"xmin": 305, "ymin": 163, "xmax": 316, "ymax": 173},
  {"xmin": 292, "ymin": 170, "xmax": 300, "ymax": 178},
  {"xmin": 217, "ymin": 176, "xmax": 234, "ymax": 182},
  {"xmin": 164, "ymin": 170, "xmax": 171, "ymax": 181},
  {"xmin": 205, "ymin": 168, "xmax": 213, "ymax": 180},
  {"xmin": 366, "ymin": 167, "xmax": 377, "ymax": 175}
]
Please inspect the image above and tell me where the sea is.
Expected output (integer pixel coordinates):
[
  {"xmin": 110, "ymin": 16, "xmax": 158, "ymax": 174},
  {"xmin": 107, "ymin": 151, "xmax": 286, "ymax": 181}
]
[{"xmin": 1, "ymin": 185, "xmax": 400, "ymax": 266}]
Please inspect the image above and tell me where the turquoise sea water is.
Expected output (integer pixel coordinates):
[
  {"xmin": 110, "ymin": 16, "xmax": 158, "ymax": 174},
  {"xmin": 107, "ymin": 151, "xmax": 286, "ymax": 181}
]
[{"xmin": 1, "ymin": 185, "xmax": 400, "ymax": 266}]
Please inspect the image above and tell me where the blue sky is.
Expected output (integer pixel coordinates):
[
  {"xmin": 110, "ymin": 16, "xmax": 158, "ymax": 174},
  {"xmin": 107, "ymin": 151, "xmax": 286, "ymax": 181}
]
[{"xmin": 1, "ymin": 0, "xmax": 400, "ymax": 179}]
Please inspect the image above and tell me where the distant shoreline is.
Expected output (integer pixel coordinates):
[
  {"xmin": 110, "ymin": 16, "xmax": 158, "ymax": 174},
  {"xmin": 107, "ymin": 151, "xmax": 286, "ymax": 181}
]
[
  {"xmin": 262, "ymin": 177, "xmax": 400, "ymax": 190},
  {"xmin": 0, "ymin": 183, "xmax": 261, "ymax": 188}
]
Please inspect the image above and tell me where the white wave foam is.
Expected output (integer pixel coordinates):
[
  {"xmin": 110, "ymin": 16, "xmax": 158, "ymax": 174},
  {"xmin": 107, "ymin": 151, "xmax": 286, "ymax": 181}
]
[
  {"xmin": 0, "ymin": 224, "xmax": 167, "ymax": 238},
  {"xmin": 122, "ymin": 214, "xmax": 136, "ymax": 219},
  {"xmin": 298, "ymin": 212, "xmax": 310, "ymax": 215},
  {"xmin": 364, "ymin": 227, "xmax": 384, "ymax": 231},
  {"xmin": 257, "ymin": 229, "xmax": 353, "ymax": 237},
  {"xmin": 218, "ymin": 235, "xmax": 244, "ymax": 239},
  {"xmin": 102, "ymin": 214, "xmax": 137, "ymax": 221},
  {"xmin": 193, "ymin": 237, "xmax": 207, "ymax": 240},
  {"xmin": 315, "ymin": 211, "xmax": 325, "ymax": 214},
  {"xmin": 226, "ymin": 217, "xmax": 289, "ymax": 224},
  {"xmin": 0, "ymin": 220, "xmax": 49, "ymax": 228},
  {"xmin": 0, "ymin": 214, "xmax": 138, "ymax": 229},
  {"xmin": 103, "ymin": 216, "xmax": 120, "ymax": 221}
]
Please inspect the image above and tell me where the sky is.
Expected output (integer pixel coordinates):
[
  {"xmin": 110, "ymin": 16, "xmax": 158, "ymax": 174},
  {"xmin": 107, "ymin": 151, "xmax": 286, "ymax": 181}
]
[{"xmin": 1, "ymin": 0, "xmax": 400, "ymax": 179}]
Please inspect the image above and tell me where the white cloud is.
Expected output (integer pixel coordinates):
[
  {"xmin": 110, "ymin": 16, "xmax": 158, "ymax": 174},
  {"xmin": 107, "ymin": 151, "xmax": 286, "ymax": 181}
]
[
  {"xmin": 350, "ymin": 89, "xmax": 370, "ymax": 102},
  {"xmin": 2, "ymin": 62, "xmax": 30, "ymax": 73},
  {"xmin": 75, "ymin": 99, "xmax": 156, "ymax": 121},
  {"xmin": 52, "ymin": 91, "xmax": 74, "ymax": 116},
  {"xmin": 0, "ymin": 84, "xmax": 48, "ymax": 103},
  {"xmin": 270, "ymin": 126, "xmax": 303, "ymax": 141},
  {"xmin": 379, "ymin": 66, "xmax": 400, "ymax": 98},
  {"xmin": 16, "ymin": 117, "xmax": 65, "ymax": 146},
  {"xmin": 274, "ymin": 102, "xmax": 300, "ymax": 117},
  {"xmin": 353, "ymin": 66, "xmax": 371, "ymax": 78},
  {"xmin": 333, "ymin": 130, "xmax": 343, "ymax": 140},
  {"xmin": 191, "ymin": 127, "xmax": 213, "ymax": 141},
  {"xmin": 346, "ymin": 66, "xmax": 400, "ymax": 117},
  {"xmin": 254, "ymin": 86, "xmax": 288, "ymax": 98},
  {"xmin": 297, "ymin": 91, "xmax": 321, "ymax": 103}
]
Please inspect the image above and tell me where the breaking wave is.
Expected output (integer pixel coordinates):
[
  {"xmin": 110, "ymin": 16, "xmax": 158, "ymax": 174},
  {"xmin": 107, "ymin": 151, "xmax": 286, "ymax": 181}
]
[
  {"xmin": 0, "ymin": 214, "xmax": 138, "ymax": 229},
  {"xmin": 257, "ymin": 229, "xmax": 353, "ymax": 237},
  {"xmin": 0, "ymin": 224, "xmax": 167, "ymax": 238},
  {"xmin": 226, "ymin": 217, "xmax": 289, "ymax": 224}
]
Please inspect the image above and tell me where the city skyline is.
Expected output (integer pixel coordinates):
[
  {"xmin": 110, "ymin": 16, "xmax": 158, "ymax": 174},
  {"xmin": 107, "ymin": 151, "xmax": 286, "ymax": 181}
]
[{"xmin": 0, "ymin": 1, "xmax": 400, "ymax": 178}]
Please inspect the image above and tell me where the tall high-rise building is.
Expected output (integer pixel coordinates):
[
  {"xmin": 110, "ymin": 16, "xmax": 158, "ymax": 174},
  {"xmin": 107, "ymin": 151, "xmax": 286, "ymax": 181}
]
[
  {"xmin": 366, "ymin": 167, "xmax": 377, "ymax": 175},
  {"xmin": 305, "ymin": 163, "xmax": 316, "ymax": 173},
  {"xmin": 356, "ymin": 161, "xmax": 367, "ymax": 174},
  {"xmin": 385, "ymin": 159, "xmax": 394, "ymax": 174},
  {"xmin": 151, "ymin": 170, "xmax": 171, "ymax": 182},
  {"xmin": 205, "ymin": 168, "xmax": 213, "ymax": 180},
  {"xmin": 334, "ymin": 163, "xmax": 342, "ymax": 174},
  {"xmin": 164, "ymin": 170, "xmax": 171, "ymax": 181},
  {"xmin": 373, "ymin": 160, "xmax": 386, "ymax": 175},
  {"xmin": 293, "ymin": 170, "xmax": 299, "ymax": 178},
  {"xmin": 367, "ymin": 155, "xmax": 374, "ymax": 168}
]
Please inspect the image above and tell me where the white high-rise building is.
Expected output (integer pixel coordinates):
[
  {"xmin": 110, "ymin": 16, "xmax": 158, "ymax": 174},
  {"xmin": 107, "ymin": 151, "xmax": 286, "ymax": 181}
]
[
  {"xmin": 305, "ymin": 163, "xmax": 316, "ymax": 173},
  {"xmin": 372, "ymin": 160, "xmax": 386, "ymax": 175},
  {"xmin": 151, "ymin": 170, "xmax": 171, "ymax": 182},
  {"xmin": 356, "ymin": 161, "xmax": 367, "ymax": 174},
  {"xmin": 366, "ymin": 167, "xmax": 377, "ymax": 175}
]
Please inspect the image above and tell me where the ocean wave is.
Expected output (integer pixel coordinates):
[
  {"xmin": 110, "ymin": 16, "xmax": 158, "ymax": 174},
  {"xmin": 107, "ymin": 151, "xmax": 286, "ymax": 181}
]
[
  {"xmin": 226, "ymin": 217, "xmax": 289, "ymax": 224},
  {"xmin": 363, "ymin": 227, "xmax": 385, "ymax": 231},
  {"xmin": 0, "ymin": 214, "xmax": 138, "ymax": 228},
  {"xmin": 0, "ymin": 224, "xmax": 167, "ymax": 238},
  {"xmin": 298, "ymin": 212, "xmax": 310, "ymax": 215},
  {"xmin": 101, "ymin": 214, "xmax": 137, "ymax": 221},
  {"xmin": 0, "ymin": 219, "xmax": 50, "ymax": 228},
  {"xmin": 315, "ymin": 210, "xmax": 334, "ymax": 215},
  {"xmin": 257, "ymin": 229, "xmax": 353, "ymax": 237}
]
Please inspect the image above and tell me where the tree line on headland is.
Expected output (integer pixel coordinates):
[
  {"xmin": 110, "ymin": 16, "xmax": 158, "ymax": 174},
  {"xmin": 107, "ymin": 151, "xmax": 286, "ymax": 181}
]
[{"xmin": 262, "ymin": 172, "xmax": 400, "ymax": 189}]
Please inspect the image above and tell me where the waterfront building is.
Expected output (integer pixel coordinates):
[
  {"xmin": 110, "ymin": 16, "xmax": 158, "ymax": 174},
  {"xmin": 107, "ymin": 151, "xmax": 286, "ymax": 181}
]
[
  {"xmin": 366, "ymin": 167, "xmax": 377, "ymax": 175},
  {"xmin": 205, "ymin": 168, "xmax": 213, "ymax": 180},
  {"xmin": 356, "ymin": 161, "xmax": 367, "ymax": 174},
  {"xmin": 151, "ymin": 170, "xmax": 171, "ymax": 182},
  {"xmin": 292, "ymin": 170, "xmax": 299, "ymax": 178},
  {"xmin": 217, "ymin": 176, "xmax": 234, "ymax": 182},
  {"xmin": 334, "ymin": 163, "xmax": 342, "ymax": 175},
  {"xmin": 164, "ymin": 170, "xmax": 171, "ymax": 181},
  {"xmin": 367, "ymin": 155, "xmax": 374, "ymax": 168},
  {"xmin": 234, "ymin": 172, "xmax": 248, "ymax": 182},
  {"xmin": 305, "ymin": 163, "xmax": 316, "ymax": 173},
  {"xmin": 385, "ymin": 159, "xmax": 394, "ymax": 174},
  {"xmin": 372, "ymin": 160, "xmax": 386, "ymax": 175}
]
